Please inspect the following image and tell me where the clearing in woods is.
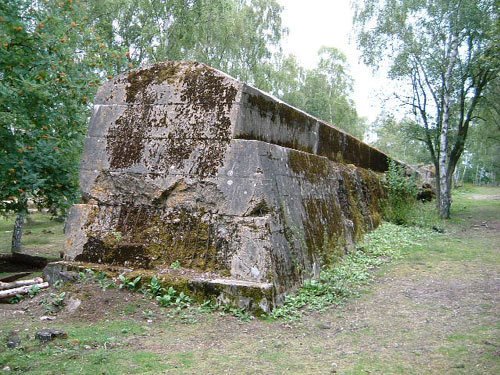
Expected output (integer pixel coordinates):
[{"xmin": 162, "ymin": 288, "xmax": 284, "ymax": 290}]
[{"xmin": 0, "ymin": 186, "xmax": 498, "ymax": 374}]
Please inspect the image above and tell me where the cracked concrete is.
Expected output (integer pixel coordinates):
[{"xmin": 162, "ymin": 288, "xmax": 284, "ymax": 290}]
[{"xmin": 63, "ymin": 61, "xmax": 391, "ymax": 311}]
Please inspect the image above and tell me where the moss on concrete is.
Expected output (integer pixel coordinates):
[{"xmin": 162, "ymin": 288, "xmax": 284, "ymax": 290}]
[
  {"xmin": 247, "ymin": 93, "xmax": 316, "ymax": 130},
  {"xmin": 107, "ymin": 62, "xmax": 238, "ymax": 175},
  {"xmin": 76, "ymin": 205, "xmax": 227, "ymax": 273},
  {"xmin": 126, "ymin": 62, "xmax": 181, "ymax": 103},
  {"xmin": 288, "ymin": 150, "xmax": 330, "ymax": 183},
  {"xmin": 302, "ymin": 196, "xmax": 345, "ymax": 266}
]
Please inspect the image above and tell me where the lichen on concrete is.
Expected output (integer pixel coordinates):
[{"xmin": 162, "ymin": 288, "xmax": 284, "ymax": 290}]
[{"xmin": 64, "ymin": 61, "xmax": 392, "ymax": 311}]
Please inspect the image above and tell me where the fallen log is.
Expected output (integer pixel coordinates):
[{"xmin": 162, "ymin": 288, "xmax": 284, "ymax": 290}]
[
  {"xmin": 0, "ymin": 277, "xmax": 44, "ymax": 291},
  {"xmin": 0, "ymin": 282, "xmax": 49, "ymax": 299}
]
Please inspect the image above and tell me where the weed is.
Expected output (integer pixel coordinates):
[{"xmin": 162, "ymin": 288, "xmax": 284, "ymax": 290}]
[
  {"xmin": 52, "ymin": 291, "xmax": 66, "ymax": 307},
  {"xmin": 199, "ymin": 299, "xmax": 218, "ymax": 313},
  {"xmin": 178, "ymin": 310, "xmax": 199, "ymax": 324},
  {"xmin": 175, "ymin": 292, "xmax": 191, "ymax": 308},
  {"xmin": 197, "ymin": 299, "xmax": 253, "ymax": 321},
  {"xmin": 78, "ymin": 268, "xmax": 96, "ymax": 283},
  {"xmin": 41, "ymin": 291, "xmax": 66, "ymax": 313},
  {"xmin": 156, "ymin": 286, "xmax": 180, "ymax": 307},
  {"xmin": 96, "ymin": 272, "xmax": 115, "ymax": 291},
  {"xmin": 9, "ymin": 294, "xmax": 23, "ymax": 304},
  {"xmin": 53, "ymin": 280, "xmax": 64, "ymax": 289},
  {"xmin": 271, "ymin": 222, "xmax": 437, "ymax": 320},
  {"xmin": 118, "ymin": 275, "xmax": 142, "ymax": 291},
  {"xmin": 77, "ymin": 268, "xmax": 115, "ymax": 290},
  {"xmin": 142, "ymin": 309, "xmax": 155, "ymax": 320},
  {"xmin": 156, "ymin": 287, "xmax": 191, "ymax": 308},
  {"xmin": 28, "ymin": 284, "xmax": 41, "ymax": 298},
  {"xmin": 219, "ymin": 304, "xmax": 253, "ymax": 322},
  {"xmin": 144, "ymin": 276, "xmax": 165, "ymax": 297},
  {"xmin": 170, "ymin": 260, "xmax": 181, "ymax": 270},
  {"xmin": 97, "ymin": 278, "xmax": 115, "ymax": 291}
]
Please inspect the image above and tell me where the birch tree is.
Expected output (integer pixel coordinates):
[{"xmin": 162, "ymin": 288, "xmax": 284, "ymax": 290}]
[{"xmin": 354, "ymin": 0, "xmax": 499, "ymax": 218}]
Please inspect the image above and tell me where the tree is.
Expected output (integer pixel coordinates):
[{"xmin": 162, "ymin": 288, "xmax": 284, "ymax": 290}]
[
  {"xmin": 256, "ymin": 54, "xmax": 307, "ymax": 106},
  {"xmin": 371, "ymin": 114, "xmax": 433, "ymax": 164},
  {"xmin": 1, "ymin": 0, "xmax": 285, "ymax": 252},
  {"xmin": 457, "ymin": 81, "xmax": 500, "ymax": 184},
  {"xmin": 85, "ymin": 1, "xmax": 367, "ymax": 137},
  {"xmin": 0, "ymin": 0, "xmax": 123, "ymax": 252},
  {"xmin": 85, "ymin": 0, "xmax": 286, "ymax": 83},
  {"xmin": 264, "ymin": 48, "xmax": 367, "ymax": 139},
  {"xmin": 354, "ymin": 0, "xmax": 499, "ymax": 218},
  {"xmin": 302, "ymin": 47, "xmax": 365, "ymax": 138}
]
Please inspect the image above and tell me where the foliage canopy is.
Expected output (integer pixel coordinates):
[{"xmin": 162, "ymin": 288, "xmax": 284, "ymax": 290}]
[{"xmin": 354, "ymin": 0, "xmax": 499, "ymax": 217}]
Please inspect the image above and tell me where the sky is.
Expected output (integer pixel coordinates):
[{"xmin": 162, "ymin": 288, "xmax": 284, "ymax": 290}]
[{"xmin": 277, "ymin": 0, "xmax": 394, "ymax": 123}]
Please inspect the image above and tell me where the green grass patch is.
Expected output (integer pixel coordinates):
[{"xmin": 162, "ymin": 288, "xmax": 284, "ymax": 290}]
[
  {"xmin": 436, "ymin": 324, "xmax": 500, "ymax": 374},
  {"xmin": 0, "ymin": 212, "xmax": 64, "ymax": 256},
  {"xmin": 0, "ymin": 319, "xmax": 167, "ymax": 374},
  {"xmin": 343, "ymin": 358, "xmax": 417, "ymax": 375},
  {"xmin": 0, "ymin": 347, "xmax": 171, "ymax": 374}
]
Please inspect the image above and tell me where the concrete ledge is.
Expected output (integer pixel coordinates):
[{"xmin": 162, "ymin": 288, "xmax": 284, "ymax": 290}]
[{"xmin": 44, "ymin": 261, "xmax": 274, "ymax": 314}]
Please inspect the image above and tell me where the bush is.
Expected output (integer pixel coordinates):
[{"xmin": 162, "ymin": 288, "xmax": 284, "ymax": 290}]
[{"xmin": 383, "ymin": 160, "xmax": 417, "ymax": 225}]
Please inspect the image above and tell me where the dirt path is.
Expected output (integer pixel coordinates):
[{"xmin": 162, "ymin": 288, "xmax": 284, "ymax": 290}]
[
  {"xmin": 132, "ymin": 226, "xmax": 498, "ymax": 374},
  {"xmin": 129, "ymin": 189, "xmax": 499, "ymax": 374}
]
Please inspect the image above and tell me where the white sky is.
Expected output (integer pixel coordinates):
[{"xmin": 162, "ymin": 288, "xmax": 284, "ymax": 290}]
[{"xmin": 277, "ymin": 0, "xmax": 395, "ymax": 123}]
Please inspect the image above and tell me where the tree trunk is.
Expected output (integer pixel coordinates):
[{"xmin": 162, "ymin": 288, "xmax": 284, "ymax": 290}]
[
  {"xmin": 0, "ymin": 282, "xmax": 49, "ymax": 300},
  {"xmin": 11, "ymin": 194, "xmax": 28, "ymax": 254},
  {"xmin": 438, "ymin": 32, "xmax": 458, "ymax": 219},
  {"xmin": 11, "ymin": 211, "xmax": 26, "ymax": 253},
  {"xmin": 0, "ymin": 277, "xmax": 44, "ymax": 291},
  {"xmin": 439, "ymin": 172, "xmax": 453, "ymax": 219}
]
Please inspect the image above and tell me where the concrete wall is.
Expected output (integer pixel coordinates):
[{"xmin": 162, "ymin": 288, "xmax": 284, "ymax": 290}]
[{"xmin": 64, "ymin": 61, "xmax": 389, "ymax": 310}]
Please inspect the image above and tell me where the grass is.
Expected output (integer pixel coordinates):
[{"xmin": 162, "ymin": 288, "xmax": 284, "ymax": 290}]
[
  {"xmin": 0, "ymin": 319, "xmax": 171, "ymax": 374},
  {"xmin": 1, "ymin": 347, "xmax": 171, "ymax": 374}
]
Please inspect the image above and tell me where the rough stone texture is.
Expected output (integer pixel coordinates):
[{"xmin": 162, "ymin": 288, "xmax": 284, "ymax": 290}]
[
  {"xmin": 35, "ymin": 329, "xmax": 68, "ymax": 343},
  {"xmin": 6, "ymin": 332, "xmax": 21, "ymax": 349},
  {"xmin": 64, "ymin": 61, "xmax": 390, "ymax": 310}
]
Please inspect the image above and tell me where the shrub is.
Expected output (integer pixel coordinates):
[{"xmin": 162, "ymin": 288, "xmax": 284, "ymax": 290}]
[{"xmin": 383, "ymin": 160, "xmax": 417, "ymax": 225}]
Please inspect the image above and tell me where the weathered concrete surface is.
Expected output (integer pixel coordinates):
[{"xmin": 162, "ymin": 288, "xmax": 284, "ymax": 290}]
[{"xmin": 64, "ymin": 61, "xmax": 389, "ymax": 311}]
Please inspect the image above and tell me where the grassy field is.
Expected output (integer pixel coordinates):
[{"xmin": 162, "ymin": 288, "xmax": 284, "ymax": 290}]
[
  {"xmin": 0, "ymin": 213, "xmax": 64, "ymax": 258},
  {"xmin": 0, "ymin": 185, "xmax": 498, "ymax": 374}
]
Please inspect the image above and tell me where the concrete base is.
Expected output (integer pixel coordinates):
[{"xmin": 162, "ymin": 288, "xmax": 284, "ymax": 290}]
[{"xmin": 44, "ymin": 261, "xmax": 274, "ymax": 314}]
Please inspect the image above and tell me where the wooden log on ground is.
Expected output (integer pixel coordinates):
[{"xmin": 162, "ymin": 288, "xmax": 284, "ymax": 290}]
[
  {"xmin": 0, "ymin": 282, "xmax": 49, "ymax": 299},
  {"xmin": 0, "ymin": 277, "xmax": 44, "ymax": 290}
]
